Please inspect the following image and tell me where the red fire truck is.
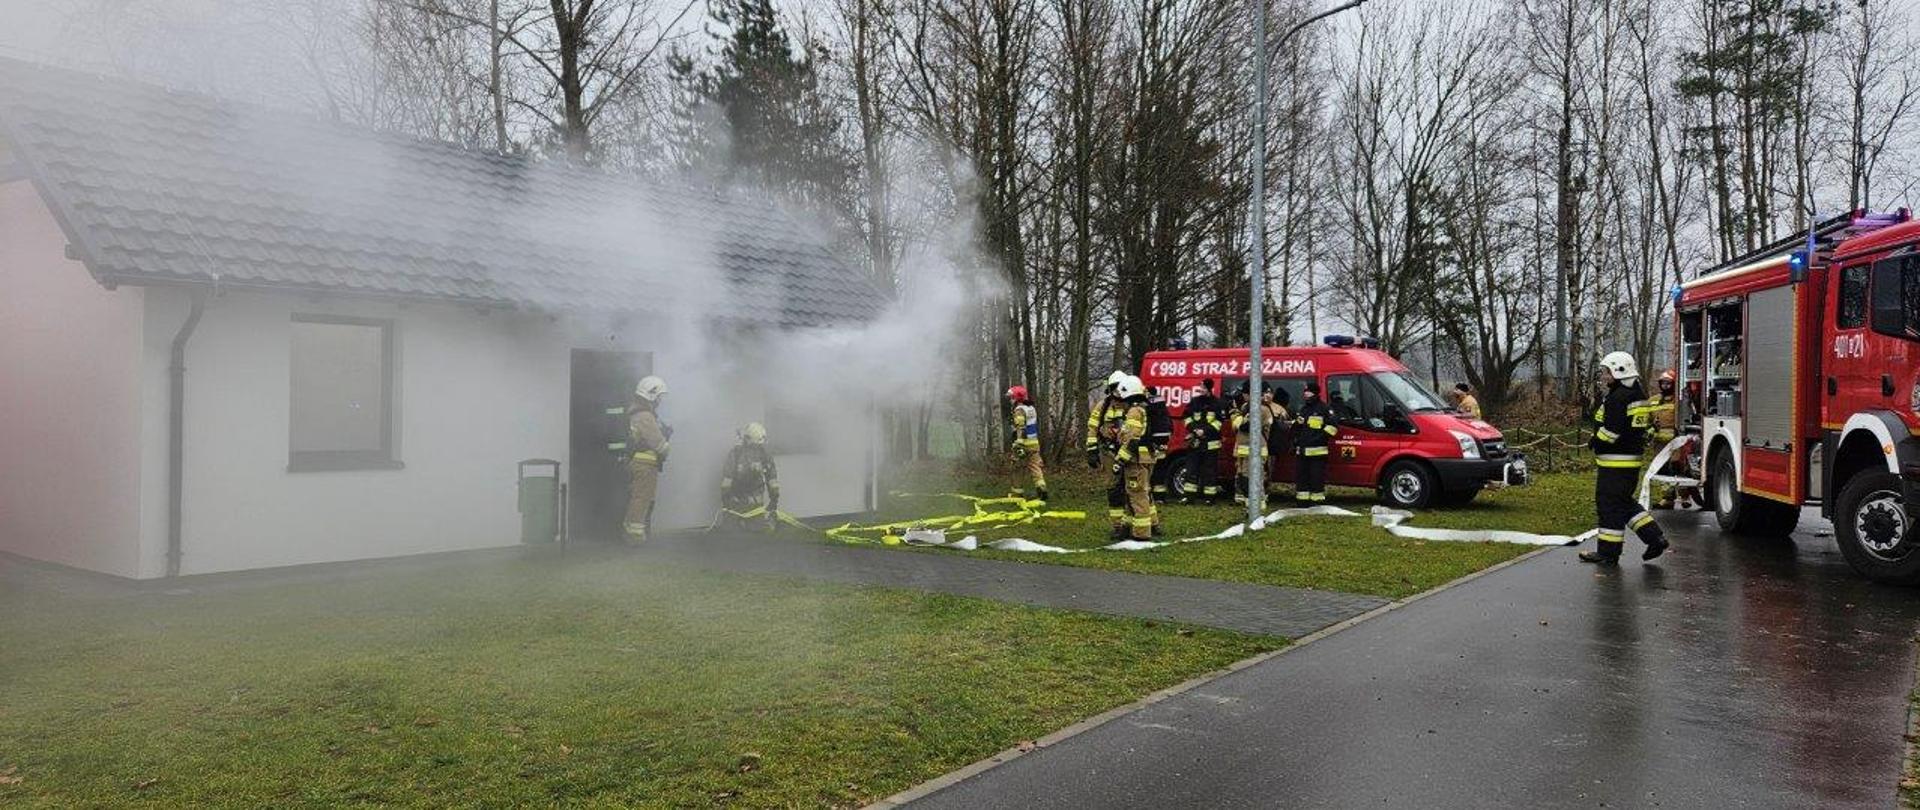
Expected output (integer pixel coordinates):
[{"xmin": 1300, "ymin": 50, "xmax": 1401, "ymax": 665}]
[
  {"xmin": 1665, "ymin": 209, "xmax": 1920, "ymax": 582},
  {"xmin": 1139, "ymin": 338, "xmax": 1527, "ymax": 508}
]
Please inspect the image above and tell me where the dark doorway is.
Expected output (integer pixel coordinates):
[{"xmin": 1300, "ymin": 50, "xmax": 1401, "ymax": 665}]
[{"xmin": 570, "ymin": 350, "xmax": 651, "ymax": 543}]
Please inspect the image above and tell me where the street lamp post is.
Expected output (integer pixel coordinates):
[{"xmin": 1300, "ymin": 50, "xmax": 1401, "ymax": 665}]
[{"xmin": 1246, "ymin": 0, "xmax": 1367, "ymax": 525}]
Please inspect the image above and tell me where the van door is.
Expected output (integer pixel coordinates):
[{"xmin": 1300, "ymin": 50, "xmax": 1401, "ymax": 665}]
[{"xmin": 1323, "ymin": 373, "xmax": 1411, "ymax": 488}]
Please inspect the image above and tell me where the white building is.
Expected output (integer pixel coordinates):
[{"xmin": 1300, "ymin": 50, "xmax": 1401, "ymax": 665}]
[{"xmin": 0, "ymin": 59, "xmax": 882, "ymax": 579}]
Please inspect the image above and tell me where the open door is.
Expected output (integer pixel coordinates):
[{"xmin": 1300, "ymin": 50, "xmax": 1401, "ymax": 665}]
[{"xmin": 569, "ymin": 350, "xmax": 651, "ymax": 543}]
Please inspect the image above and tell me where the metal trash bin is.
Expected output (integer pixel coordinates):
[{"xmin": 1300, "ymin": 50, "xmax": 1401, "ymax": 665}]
[{"xmin": 517, "ymin": 459, "xmax": 562, "ymax": 544}]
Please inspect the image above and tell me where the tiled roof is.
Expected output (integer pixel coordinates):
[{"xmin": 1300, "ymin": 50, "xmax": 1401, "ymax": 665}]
[{"xmin": 0, "ymin": 58, "xmax": 883, "ymax": 327}]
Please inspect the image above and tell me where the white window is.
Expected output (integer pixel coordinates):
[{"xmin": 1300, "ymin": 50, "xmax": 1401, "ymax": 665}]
[{"xmin": 289, "ymin": 315, "xmax": 399, "ymax": 471}]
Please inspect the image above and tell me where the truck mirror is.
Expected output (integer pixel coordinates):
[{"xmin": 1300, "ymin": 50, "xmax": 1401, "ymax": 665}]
[{"xmin": 1870, "ymin": 259, "xmax": 1907, "ymax": 336}]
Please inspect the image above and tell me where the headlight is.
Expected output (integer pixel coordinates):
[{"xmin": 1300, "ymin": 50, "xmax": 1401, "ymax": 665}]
[{"xmin": 1449, "ymin": 430, "xmax": 1481, "ymax": 459}]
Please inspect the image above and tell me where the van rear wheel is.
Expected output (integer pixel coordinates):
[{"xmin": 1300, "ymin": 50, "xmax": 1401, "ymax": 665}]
[
  {"xmin": 1833, "ymin": 471, "xmax": 1920, "ymax": 585},
  {"xmin": 1708, "ymin": 452, "xmax": 1798, "ymax": 537}
]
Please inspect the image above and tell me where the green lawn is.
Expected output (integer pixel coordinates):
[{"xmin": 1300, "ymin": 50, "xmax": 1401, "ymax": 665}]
[
  {"xmin": 0, "ymin": 557, "xmax": 1276, "ymax": 808},
  {"xmin": 856, "ymin": 463, "xmax": 1597, "ymax": 599}
]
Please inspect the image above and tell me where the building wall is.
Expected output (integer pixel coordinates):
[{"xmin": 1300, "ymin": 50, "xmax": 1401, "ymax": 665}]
[
  {"xmin": 0, "ymin": 181, "xmax": 146, "ymax": 577},
  {"xmin": 136, "ymin": 289, "xmax": 876, "ymax": 578}
]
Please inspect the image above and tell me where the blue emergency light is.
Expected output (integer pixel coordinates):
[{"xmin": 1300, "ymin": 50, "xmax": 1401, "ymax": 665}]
[
  {"xmin": 1788, "ymin": 249, "xmax": 1809, "ymax": 283},
  {"xmin": 1669, "ymin": 283, "xmax": 1684, "ymax": 306},
  {"xmin": 1323, "ymin": 335, "xmax": 1355, "ymax": 347}
]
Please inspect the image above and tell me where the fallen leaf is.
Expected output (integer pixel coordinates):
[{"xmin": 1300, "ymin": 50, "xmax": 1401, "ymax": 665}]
[
  {"xmin": 503, "ymin": 725, "xmax": 525, "ymax": 737},
  {"xmin": 558, "ymin": 745, "xmax": 573, "ymax": 757},
  {"xmin": 737, "ymin": 752, "xmax": 762, "ymax": 773},
  {"xmin": 1176, "ymin": 628, "xmax": 1194, "ymax": 637},
  {"xmin": 413, "ymin": 717, "xmax": 439, "ymax": 728},
  {"xmin": 363, "ymin": 724, "xmax": 387, "ymax": 735},
  {"xmin": 133, "ymin": 778, "xmax": 159, "ymax": 790},
  {"xmin": 1016, "ymin": 740, "xmax": 1038, "ymax": 752},
  {"xmin": 1539, "ymin": 619, "xmax": 1550, "ymax": 626},
  {"xmin": 714, "ymin": 790, "xmax": 739, "ymax": 801},
  {"xmin": 0, "ymin": 775, "xmax": 21, "ymax": 786}
]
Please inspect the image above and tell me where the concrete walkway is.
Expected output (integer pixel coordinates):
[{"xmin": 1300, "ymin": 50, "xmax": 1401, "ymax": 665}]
[
  {"xmin": 896, "ymin": 510, "xmax": 1920, "ymax": 809},
  {"xmin": 645, "ymin": 532, "xmax": 1388, "ymax": 639}
]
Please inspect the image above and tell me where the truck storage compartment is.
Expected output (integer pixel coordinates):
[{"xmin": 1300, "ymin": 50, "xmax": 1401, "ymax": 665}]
[{"xmin": 1743, "ymin": 286, "xmax": 1794, "ymax": 450}]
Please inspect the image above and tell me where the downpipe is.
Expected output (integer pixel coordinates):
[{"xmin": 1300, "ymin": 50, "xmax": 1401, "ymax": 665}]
[{"xmin": 166, "ymin": 290, "xmax": 207, "ymax": 577}]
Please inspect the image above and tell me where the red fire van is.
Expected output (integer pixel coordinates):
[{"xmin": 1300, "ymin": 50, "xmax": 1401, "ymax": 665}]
[{"xmin": 1138, "ymin": 338, "xmax": 1526, "ymax": 508}]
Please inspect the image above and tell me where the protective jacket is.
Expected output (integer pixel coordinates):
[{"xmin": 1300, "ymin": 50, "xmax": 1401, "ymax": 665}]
[
  {"xmin": 721, "ymin": 442, "xmax": 779, "ymax": 502},
  {"xmin": 1117, "ymin": 401, "xmax": 1152, "ymax": 465},
  {"xmin": 1590, "ymin": 380, "xmax": 1654, "ymax": 466},
  {"xmin": 1183, "ymin": 392, "xmax": 1224, "ymax": 451},
  {"xmin": 628, "ymin": 402, "xmax": 669, "ymax": 466},
  {"xmin": 1086, "ymin": 396, "xmax": 1122, "ymax": 452},
  {"xmin": 1646, "ymin": 393, "xmax": 1676, "ymax": 443},
  {"xmin": 1232, "ymin": 402, "xmax": 1274, "ymax": 458},
  {"xmin": 1011, "ymin": 402, "xmax": 1041, "ymax": 452},
  {"xmin": 1293, "ymin": 399, "xmax": 1337, "ymax": 456}
]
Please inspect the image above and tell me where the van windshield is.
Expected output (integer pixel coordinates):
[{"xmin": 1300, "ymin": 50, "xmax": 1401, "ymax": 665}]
[{"xmin": 1373, "ymin": 371, "xmax": 1448, "ymax": 413}]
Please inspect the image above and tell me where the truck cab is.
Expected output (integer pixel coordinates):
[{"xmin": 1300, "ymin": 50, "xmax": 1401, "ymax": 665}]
[
  {"xmin": 1671, "ymin": 210, "xmax": 1920, "ymax": 583},
  {"xmin": 1139, "ymin": 338, "xmax": 1526, "ymax": 509}
]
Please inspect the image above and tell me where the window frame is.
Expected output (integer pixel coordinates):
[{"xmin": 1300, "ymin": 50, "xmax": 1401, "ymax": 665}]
[
  {"xmin": 1837, "ymin": 262, "xmax": 1870, "ymax": 331},
  {"xmin": 287, "ymin": 314, "xmax": 403, "ymax": 473},
  {"xmin": 1868, "ymin": 255, "xmax": 1920, "ymax": 341}
]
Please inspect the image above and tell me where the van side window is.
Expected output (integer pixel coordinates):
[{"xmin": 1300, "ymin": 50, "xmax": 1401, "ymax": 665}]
[
  {"xmin": 1838, "ymin": 264, "xmax": 1869, "ymax": 329},
  {"xmin": 1324, "ymin": 374, "xmax": 1389, "ymax": 429}
]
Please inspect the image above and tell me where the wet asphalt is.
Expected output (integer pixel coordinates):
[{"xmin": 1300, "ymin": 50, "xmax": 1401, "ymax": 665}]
[{"xmin": 903, "ymin": 509, "xmax": 1920, "ymax": 809}]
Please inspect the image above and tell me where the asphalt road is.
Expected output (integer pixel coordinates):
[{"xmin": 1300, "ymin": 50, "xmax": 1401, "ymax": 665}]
[{"xmin": 903, "ymin": 509, "xmax": 1920, "ymax": 809}]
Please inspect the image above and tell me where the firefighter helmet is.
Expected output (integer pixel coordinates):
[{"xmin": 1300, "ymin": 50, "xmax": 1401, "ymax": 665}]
[
  {"xmin": 1114, "ymin": 374, "xmax": 1146, "ymax": 400},
  {"xmin": 1105, "ymin": 370, "xmax": 1128, "ymax": 390},
  {"xmin": 634, "ymin": 375, "xmax": 668, "ymax": 402},
  {"xmin": 742, "ymin": 422, "xmax": 767, "ymax": 444},
  {"xmin": 1006, "ymin": 385, "xmax": 1028, "ymax": 402},
  {"xmin": 1659, "ymin": 369, "xmax": 1675, "ymax": 382},
  {"xmin": 1599, "ymin": 351, "xmax": 1639, "ymax": 382}
]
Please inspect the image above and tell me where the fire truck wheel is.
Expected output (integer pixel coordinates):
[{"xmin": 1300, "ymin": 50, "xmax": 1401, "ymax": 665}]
[
  {"xmin": 1709, "ymin": 452, "xmax": 1798, "ymax": 537},
  {"xmin": 1833, "ymin": 471, "xmax": 1920, "ymax": 584},
  {"xmin": 1379, "ymin": 460, "xmax": 1437, "ymax": 509}
]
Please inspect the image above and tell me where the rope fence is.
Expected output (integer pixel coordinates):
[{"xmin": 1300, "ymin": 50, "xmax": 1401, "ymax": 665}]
[{"xmin": 1502, "ymin": 427, "xmax": 1592, "ymax": 473}]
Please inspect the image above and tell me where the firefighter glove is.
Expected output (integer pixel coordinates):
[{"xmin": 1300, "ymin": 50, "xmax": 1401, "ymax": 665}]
[{"xmin": 1086, "ymin": 448, "xmax": 1101, "ymax": 469}]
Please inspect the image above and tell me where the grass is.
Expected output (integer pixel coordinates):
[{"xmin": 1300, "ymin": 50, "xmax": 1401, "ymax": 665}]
[
  {"xmin": 856, "ymin": 462, "xmax": 1597, "ymax": 599},
  {"xmin": 0, "ymin": 556, "xmax": 1278, "ymax": 808}
]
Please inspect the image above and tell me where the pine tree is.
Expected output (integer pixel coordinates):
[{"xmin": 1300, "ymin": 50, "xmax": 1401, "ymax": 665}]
[{"xmin": 671, "ymin": 0, "xmax": 853, "ymax": 213}]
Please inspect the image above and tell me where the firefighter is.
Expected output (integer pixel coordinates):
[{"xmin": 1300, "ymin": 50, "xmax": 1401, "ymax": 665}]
[
  {"xmin": 1647, "ymin": 370, "xmax": 1685, "ymax": 509},
  {"xmin": 1182, "ymin": 378, "xmax": 1226, "ymax": 504},
  {"xmin": 1230, "ymin": 385, "xmax": 1272, "ymax": 505},
  {"xmin": 1146, "ymin": 386, "xmax": 1174, "ymax": 505},
  {"xmin": 719, "ymin": 422, "xmax": 779, "ymax": 531},
  {"xmin": 624, "ymin": 375, "xmax": 670, "ymax": 544},
  {"xmin": 1580, "ymin": 351, "xmax": 1671, "ymax": 564},
  {"xmin": 1087, "ymin": 370, "xmax": 1129, "ymax": 533},
  {"xmin": 1451, "ymin": 383, "xmax": 1482, "ymax": 419},
  {"xmin": 1007, "ymin": 385, "xmax": 1048, "ymax": 502},
  {"xmin": 1112, "ymin": 375, "xmax": 1157, "ymax": 540},
  {"xmin": 1293, "ymin": 382, "xmax": 1337, "ymax": 502}
]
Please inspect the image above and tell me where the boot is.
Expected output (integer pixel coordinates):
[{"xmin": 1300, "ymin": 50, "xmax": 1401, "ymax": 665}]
[
  {"xmin": 1110, "ymin": 525, "xmax": 1130, "ymax": 541},
  {"xmin": 1036, "ymin": 486, "xmax": 1049, "ymax": 503},
  {"xmin": 1642, "ymin": 536, "xmax": 1670, "ymax": 561},
  {"xmin": 1577, "ymin": 550, "xmax": 1619, "ymax": 565}
]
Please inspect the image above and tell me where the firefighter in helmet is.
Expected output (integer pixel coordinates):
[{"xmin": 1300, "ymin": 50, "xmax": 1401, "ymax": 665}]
[
  {"xmin": 1646, "ymin": 369, "xmax": 1688, "ymax": 509},
  {"xmin": 624, "ymin": 375, "xmax": 670, "ymax": 544},
  {"xmin": 1007, "ymin": 385, "xmax": 1048, "ymax": 502},
  {"xmin": 719, "ymin": 422, "xmax": 779, "ymax": 530},
  {"xmin": 1230, "ymin": 384, "xmax": 1272, "ymax": 505},
  {"xmin": 1293, "ymin": 381, "xmax": 1337, "ymax": 502},
  {"xmin": 1581, "ymin": 352, "xmax": 1670, "ymax": 564},
  {"xmin": 1451, "ymin": 383, "xmax": 1482, "ymax": 419},
  {"xmin": 1111, "ymin": 375, "xmax": 1157, "ymax": 540},
  {"xmin": 1182, "ymin": 378, "xmax": 1226, "ymax": 504},
  {"xmin": 1087, "ymin": 370, "xmax": 1129, "ymax": 533}
]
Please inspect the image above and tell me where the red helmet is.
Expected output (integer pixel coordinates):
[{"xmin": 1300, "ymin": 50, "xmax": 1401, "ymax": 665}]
[
  {"xmin": 1006, "ymin": 385, "xmax": 1028, "ymax": 402},
  {"xmin": 1659, "ymin": 369, "xmax": 1675, "ymax": 382}
]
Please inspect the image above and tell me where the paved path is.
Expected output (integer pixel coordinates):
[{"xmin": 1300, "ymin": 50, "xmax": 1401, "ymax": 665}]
[
  {"xmin": 645, "ymin": 533, "xmax": 1388, "ymax": 639},
  {"xmin": 898, "ymin": 510, "xmax": 1920, "ymax": 810}
]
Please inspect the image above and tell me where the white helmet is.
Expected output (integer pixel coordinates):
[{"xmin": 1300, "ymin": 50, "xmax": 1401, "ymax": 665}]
[
  {"xmin": 1599, "ymin": 351, "xmax": 1639, "ymax": 382},
  {"xmin": 1113, "ymin": 374, "xmax": 1146, "ymax": 400},
  {"xmin": 634, "ymin": 375, "xmax": 668, "ymax": 402},
  {"xmin": 741, "ymin": 422, "xmax": 766, "ymax": 444},
  {"xmin": 1105, "ymin": 370, "xmax": 1129, "ymax": 389}
]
